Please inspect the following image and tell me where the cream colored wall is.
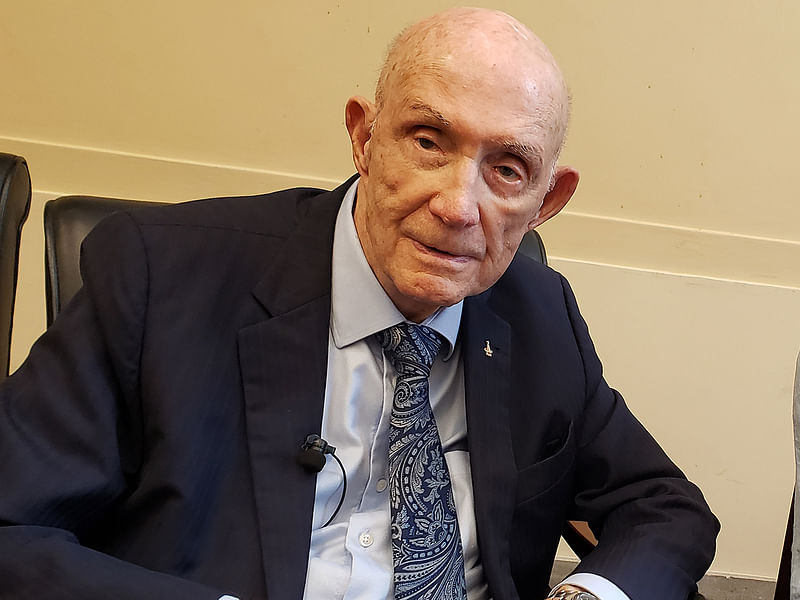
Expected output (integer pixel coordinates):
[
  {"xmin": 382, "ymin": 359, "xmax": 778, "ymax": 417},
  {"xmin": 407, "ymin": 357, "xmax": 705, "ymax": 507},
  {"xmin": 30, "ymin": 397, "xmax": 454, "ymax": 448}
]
[{"xmin": 2, "ymin": 0, "xmax": 798, "ymax": 582}]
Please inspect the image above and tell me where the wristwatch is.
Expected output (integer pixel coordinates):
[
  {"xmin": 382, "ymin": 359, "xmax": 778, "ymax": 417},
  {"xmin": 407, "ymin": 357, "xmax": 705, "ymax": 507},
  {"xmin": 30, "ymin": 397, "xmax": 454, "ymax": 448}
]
[{"xmin": 546, "ymin": 587, "xmax": 599, "ymax": 600}]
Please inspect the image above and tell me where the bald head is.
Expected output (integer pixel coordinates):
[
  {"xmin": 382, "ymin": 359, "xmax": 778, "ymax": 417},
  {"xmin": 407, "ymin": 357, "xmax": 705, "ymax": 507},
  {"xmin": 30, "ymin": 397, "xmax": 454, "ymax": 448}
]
[{"xmin": 375, "ymin": 7, "xmax": 570, "ymax": 152}]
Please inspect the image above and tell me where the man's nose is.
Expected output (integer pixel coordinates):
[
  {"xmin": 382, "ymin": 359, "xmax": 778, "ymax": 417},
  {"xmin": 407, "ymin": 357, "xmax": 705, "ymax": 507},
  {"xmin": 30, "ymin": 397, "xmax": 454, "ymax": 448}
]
[{"xmin": 427, "ymin": 161, "xmax": 481, "ymax": 227}]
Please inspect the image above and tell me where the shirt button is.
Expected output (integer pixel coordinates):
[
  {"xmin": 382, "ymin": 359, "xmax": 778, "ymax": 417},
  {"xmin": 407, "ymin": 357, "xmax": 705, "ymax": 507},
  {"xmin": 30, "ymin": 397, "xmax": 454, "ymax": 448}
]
[
  {"xmin": 376, "ymin": 478, "xmax": 388, "ymax": 492},
  {"xmin": 359, "ymin": 531, "xmax": 374, "ymax": 547}
]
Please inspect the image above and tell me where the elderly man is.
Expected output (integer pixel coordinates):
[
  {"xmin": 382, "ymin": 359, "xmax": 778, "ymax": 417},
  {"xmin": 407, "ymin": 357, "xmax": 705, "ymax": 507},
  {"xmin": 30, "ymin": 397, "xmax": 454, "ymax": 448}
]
[{"xmin": 0, "ymin": 7, "xmax": 717, "ymax": 600}]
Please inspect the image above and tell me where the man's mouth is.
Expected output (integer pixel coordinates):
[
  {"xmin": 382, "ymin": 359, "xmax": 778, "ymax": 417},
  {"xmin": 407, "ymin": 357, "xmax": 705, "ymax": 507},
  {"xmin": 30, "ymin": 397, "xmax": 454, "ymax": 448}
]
[{"xmin": 411, "ymin": 239, "xmax": 471, "ymax": 262}]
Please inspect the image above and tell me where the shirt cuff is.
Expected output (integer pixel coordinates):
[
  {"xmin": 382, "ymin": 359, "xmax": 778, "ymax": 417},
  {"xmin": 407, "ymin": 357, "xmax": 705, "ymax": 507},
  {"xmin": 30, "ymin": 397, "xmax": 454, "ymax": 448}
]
[{"xmin": 557, "ymin": 572, "xmax": 631, "ymax": 600}]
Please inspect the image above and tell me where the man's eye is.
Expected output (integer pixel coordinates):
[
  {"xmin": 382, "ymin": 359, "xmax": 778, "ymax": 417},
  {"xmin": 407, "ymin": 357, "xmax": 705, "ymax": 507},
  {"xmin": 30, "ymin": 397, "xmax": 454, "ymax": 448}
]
[
  {"xmin": 417, "ymin": 137, "xmax": 436, "ymax": 150},
  {"xmin": 496, "ymin": 165, "xmax": 519, "ymax": 180}
]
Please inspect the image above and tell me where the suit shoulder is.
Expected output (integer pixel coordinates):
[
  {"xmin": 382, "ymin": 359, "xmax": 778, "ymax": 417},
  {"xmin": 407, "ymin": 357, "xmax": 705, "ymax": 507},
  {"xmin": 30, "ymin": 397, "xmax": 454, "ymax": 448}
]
[
  {"xmin": 122, "ymin": 185, "xmax": 340, "ymax": 238},
  {"xmin": 502, "ymin": 253, "xmax": 566, "ymax": 295},
  {"xmin": 486, "ymin": 252, "xmax": 580, "ymax": 324}
]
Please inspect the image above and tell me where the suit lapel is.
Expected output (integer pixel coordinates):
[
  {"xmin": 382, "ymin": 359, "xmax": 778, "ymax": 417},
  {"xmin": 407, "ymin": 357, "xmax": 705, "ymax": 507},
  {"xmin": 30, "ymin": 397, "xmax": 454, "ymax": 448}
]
[
  {"xmin": 237, "ymin": 179, "xmax": 353, "ymax": 599},
  {"xmin": 462, "ymin": 291, "xmax": 519, "ymax": 600}
]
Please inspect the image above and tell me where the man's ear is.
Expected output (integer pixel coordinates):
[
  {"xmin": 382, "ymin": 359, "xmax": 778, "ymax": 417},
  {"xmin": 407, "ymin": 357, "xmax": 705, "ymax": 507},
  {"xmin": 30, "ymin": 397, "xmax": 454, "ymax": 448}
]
[
  {"xmin": 527, "ymin": 165, "xmax": 579, "ymax": 230},
  {"xmin": 345, "ymin": 96, "xmax": 377, "ymax": 177}
]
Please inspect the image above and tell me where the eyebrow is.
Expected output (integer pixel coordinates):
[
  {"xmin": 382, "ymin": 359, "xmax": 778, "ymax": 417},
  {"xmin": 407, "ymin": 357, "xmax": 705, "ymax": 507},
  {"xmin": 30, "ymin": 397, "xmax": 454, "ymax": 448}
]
[
  {"xmin": 499, "ymin": 139, "xmax": 542, "ymax": 168},
  {"xmin": 408, "ymin": 101, "xmax": 452, "ymax": 128}
]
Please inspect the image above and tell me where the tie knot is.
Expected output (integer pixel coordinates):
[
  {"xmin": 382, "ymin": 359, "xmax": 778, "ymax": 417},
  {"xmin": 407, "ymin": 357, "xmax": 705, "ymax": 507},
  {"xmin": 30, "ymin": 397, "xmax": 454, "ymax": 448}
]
[{"xmin": 377, "ymin": 323, "xmax": 442, "ymax": 375}]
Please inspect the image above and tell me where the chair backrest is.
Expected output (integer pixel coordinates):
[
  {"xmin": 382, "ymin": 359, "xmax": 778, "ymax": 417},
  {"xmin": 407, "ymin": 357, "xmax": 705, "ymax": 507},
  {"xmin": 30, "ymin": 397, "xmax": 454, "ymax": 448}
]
[
  {"xmin": 518, "ymin": 229, "xmax": 547, "ymax": 265},
  {"xmin": 794, "ymin": 352, "xmax": 800, "ymax": 598},
  {"xmin": 0, "ymin": 153, "xmax": 32, "ymax": 377},
  {"xmin": 43, "ymin": 194, "xmax": 549, "ymax": 326},
  {"xmin": 775, "ymin": 351, "xmax": 800, "ymax": 600},
  {"xmin": 43, "ymin": 196, "xmax": 167, "ymax": 326}
]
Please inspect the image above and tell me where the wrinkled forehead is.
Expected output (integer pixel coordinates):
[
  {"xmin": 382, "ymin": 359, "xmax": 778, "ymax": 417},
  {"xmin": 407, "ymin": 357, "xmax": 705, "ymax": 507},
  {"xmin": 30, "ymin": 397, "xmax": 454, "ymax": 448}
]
[
  {"xmin": 380, "ymin": 15, "xmax": 568, "ymax": 151},
  {"xmin": 383, "ymin": 38, "xmax": 566, "ymax": 156}
]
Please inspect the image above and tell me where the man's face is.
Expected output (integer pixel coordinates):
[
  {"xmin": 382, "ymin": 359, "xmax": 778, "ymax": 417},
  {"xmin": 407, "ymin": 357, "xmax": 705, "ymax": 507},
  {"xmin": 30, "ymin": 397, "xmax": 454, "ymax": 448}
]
[{"xmin": 347, "ymin": 51, "xmax": 576, "ymax": 322}]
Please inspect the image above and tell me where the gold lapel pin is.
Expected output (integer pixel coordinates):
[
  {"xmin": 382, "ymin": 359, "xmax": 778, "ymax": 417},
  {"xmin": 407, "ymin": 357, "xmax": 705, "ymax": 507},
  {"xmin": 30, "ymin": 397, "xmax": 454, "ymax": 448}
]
[{"xmin": 483, "ymin": 340, "xmax": 493, "ymax": 357}]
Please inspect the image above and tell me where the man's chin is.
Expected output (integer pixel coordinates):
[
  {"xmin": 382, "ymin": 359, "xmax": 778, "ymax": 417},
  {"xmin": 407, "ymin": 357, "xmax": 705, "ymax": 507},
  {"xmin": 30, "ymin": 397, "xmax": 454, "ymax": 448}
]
[{"xmin": 392, "ymin": 277, "xmax": 473, "ymax": 320}]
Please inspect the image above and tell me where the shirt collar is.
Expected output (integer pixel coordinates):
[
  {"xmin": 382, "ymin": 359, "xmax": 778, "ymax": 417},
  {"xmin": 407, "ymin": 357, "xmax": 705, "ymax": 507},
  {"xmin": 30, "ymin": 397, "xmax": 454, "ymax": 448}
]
[{"xmin": 330, "ymin": 178, "xmax": 462, "ymax": 359}]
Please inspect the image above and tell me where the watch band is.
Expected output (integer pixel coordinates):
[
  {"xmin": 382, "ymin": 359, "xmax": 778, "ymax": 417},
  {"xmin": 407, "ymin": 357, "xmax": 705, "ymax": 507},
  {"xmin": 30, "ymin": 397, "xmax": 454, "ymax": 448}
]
[{"xmin": 547, "ymin": 587, "xmax": 599, "ymax": 600}]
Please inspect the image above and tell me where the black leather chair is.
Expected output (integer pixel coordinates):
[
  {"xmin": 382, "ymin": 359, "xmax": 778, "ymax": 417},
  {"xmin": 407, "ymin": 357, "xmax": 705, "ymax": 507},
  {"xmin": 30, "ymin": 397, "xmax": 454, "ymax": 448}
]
[
  {"xmin": 0, "ymin": 153, "xmax": 32, "ymax": 377},
  {"xmin": 775, "ymin": 351, "xmax": 800, "ymax": 600},
  {"xmin": 518, "ymin": 226, "xmax": 547, "ymax": 265},
  {"xmin": 43, "ymin": 196, "xmax": 167, "ymax": 326},
  {"xmin": 775, "ymin": 495, "xmax": 792, "ymax": 600}
]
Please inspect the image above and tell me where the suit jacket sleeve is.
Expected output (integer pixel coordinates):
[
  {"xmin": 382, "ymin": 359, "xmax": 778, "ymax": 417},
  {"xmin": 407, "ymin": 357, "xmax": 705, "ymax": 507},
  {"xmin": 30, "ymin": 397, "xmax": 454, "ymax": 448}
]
[
  {"xmin": 0, "ymin": 211, "xmax": 228, "ymax": 599},
  {"xmin": 559, "ymin": 274, "xmax": 719, "ymax": 600}
]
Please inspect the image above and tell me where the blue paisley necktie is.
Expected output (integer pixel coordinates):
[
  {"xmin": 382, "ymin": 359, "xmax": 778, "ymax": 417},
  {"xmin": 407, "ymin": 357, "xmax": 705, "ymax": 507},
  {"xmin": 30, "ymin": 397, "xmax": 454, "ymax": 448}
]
[{"xmin": 377, "ymin": 323, "xmax": 467, "ymax": 600}]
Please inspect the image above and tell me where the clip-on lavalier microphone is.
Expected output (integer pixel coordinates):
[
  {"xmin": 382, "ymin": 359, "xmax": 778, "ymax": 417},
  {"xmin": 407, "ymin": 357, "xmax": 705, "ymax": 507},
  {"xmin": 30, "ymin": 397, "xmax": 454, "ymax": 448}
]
[{"xmin": 297, "ymin": 434, "xmax": 347, "ymax": 527}]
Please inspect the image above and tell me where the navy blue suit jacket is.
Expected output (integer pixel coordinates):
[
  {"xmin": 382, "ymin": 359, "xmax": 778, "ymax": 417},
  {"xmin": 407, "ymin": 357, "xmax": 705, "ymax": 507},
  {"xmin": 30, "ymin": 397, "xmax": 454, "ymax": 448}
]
[{"xmin": 0, "ymin": 178, "xmax": 717, "ymax": 599}]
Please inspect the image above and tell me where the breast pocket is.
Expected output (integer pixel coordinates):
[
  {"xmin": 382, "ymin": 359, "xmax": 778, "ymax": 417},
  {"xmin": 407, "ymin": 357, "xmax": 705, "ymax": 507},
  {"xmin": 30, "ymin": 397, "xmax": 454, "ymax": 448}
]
[{"xmin": 515, "ymin": 421, "xmax": 575, "ymax": 504}]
